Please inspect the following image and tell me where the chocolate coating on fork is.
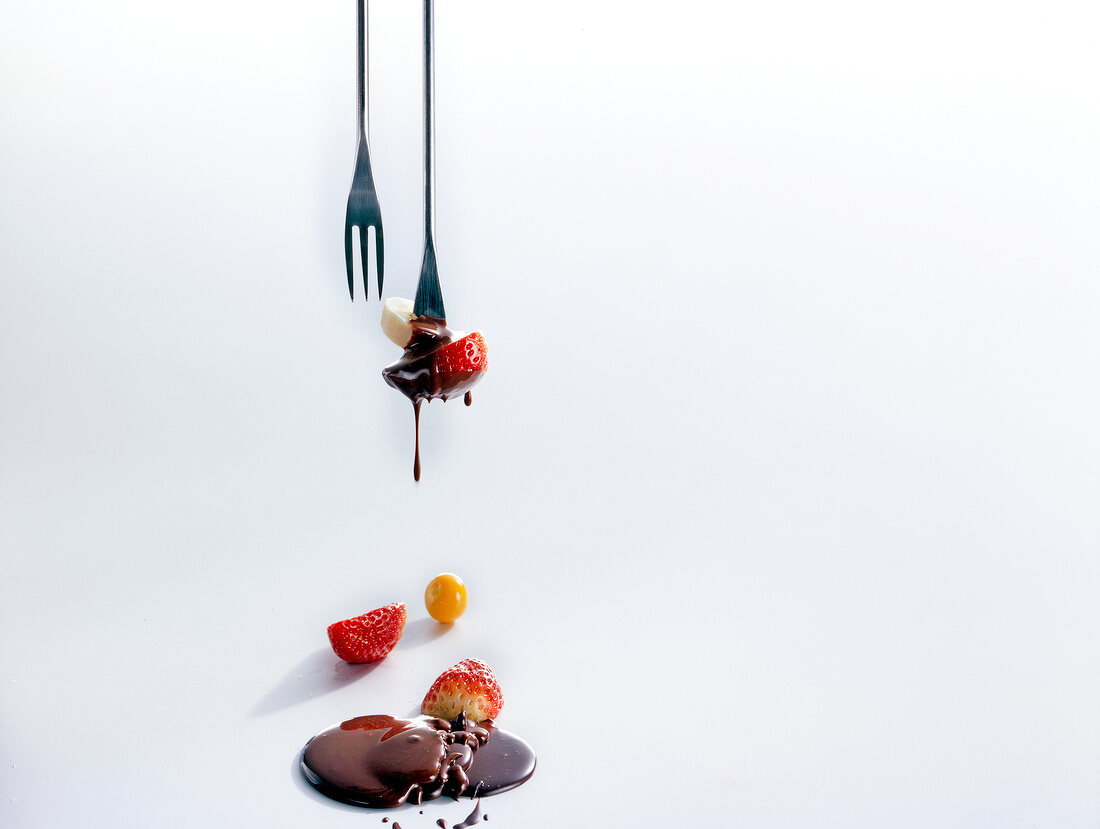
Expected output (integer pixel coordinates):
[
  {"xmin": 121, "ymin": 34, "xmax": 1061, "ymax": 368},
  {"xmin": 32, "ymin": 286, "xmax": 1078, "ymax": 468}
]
[
  {"xmin": 382, "ymin": 317, "xmax": 480, "ymax": 403},
  {"xmin": 382, "ymin": 317, "xmax": 483, "ymax": 481}
]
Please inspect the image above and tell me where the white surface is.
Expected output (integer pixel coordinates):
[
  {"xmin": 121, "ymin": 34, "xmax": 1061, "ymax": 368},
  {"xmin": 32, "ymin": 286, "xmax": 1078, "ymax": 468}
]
[{"xmin": 1, "ymin": 0, "xmax": 1098, "ymax": 826}]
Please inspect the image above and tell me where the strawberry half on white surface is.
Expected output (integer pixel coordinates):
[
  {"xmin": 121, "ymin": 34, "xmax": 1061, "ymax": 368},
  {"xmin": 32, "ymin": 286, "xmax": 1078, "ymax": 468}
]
[
  {"xmin": 421, "ymin": 658, "xmax": 504, "ymax": 722},
  {"xmin": 326, "ymin": 602, "xmax": 407, "ymax": 664}
]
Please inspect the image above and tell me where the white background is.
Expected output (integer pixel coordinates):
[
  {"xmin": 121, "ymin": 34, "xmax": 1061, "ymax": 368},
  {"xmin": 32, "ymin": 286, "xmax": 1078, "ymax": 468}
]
[{"xmin": 1, "ymin": 0, "xmax": 1098, "ymax": 826}]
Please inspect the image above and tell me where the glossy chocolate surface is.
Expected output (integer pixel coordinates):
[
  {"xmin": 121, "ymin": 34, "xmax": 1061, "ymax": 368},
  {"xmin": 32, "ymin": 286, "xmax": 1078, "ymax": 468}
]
[
  {"xmin": 300, "ymin": 715, "xmax": 450, "ymax": 809},
  {"xmin": 382, "ymin": 318, "xmax": 483, "ymax": 404},
  {"xmin": 382, "ymin": 317, "xmax": 485, "ymax": 481},
  {"xmin": 462, "ymin": 726, "xmax": 536, "ymax": 797},
  {"xmin": 300, "ymin": 714, "xmax": 535, "ymax": 809}
]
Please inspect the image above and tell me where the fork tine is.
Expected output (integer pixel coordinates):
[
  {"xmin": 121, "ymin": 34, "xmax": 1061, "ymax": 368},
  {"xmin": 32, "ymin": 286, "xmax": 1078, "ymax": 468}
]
[
  {"xmin": 374, "ymin": 225, "xmax": 384, "ymax": 300},
  {"xmin": 344, "ymin": 222, "xmax": 355, "ymax": 300}
]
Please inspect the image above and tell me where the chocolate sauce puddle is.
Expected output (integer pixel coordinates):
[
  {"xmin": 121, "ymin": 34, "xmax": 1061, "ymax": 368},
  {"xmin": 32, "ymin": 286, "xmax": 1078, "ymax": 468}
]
[
  {"xmin": 383, "ymin": 317, "xmax": 484, "ymax": 481},
  {"xmin": 300, "ymin": 714, "xmax": 535, "ymax": 809}
]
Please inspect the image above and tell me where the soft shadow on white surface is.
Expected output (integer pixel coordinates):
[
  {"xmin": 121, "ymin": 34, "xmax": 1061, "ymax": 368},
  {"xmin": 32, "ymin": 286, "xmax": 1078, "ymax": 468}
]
[
  {"xmin": 251, "ymin": 648, "xmax": 384, "ymax": 717},
  {"xmin": 252, "ymin": 620, "xmax": 449, "ymax": 717},
  {"xmin": 401, "ymin": 616, "xmax": 454, "ymax": 649}
]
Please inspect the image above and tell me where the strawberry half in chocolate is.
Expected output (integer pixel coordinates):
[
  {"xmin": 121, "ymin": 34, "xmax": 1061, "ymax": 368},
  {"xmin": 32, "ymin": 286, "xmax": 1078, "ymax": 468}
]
[
  {"xmin": 381, "ymin": 306, "xmax": 488, "ymax": 480},
  {"xmin": 421, "ymin": 658, "xmax": 503, "ymax": 723}
]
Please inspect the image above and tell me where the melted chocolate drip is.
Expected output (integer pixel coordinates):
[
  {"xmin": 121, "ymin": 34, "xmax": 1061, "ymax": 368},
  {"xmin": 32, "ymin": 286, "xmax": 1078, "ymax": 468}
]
[
  {"xmin": 300, "ymin": 715, "xmax": 535, "ymax": 809},
  {"xmin": 413, "ymin": 399, "xmax": 423, "ymax": 481},
  {"xmin": 454, "ymin": 799, "xmax": 485, "ymax": 828},
  {"xmin": 382, "ymin": 317, "xmax": 484, "ymax": 480},
  {"xmin": 464, "ymin": 391, "xmax": 472, "ymax": 407}
]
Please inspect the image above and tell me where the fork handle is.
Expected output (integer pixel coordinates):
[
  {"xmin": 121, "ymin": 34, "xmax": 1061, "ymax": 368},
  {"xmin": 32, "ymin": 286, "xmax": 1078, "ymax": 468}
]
[
  {"xmin": 356, "ymin": 0, "xmax": 369, "ymax": 138},
  {"xmin": 412, "ymin": 0, "xmax": 445, "ymax": 321},
  {"xmin": 422, "ymin": 0, "xmax": 435, "ymax": 241}
]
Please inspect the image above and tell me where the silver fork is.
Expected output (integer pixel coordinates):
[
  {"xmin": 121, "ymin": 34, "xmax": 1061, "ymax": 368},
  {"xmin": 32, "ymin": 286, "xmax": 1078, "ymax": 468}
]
[
  {"xmin": 412, "ymin": 0, "xmax": 445, "ymax": 320},
  {"xmin": 344, "ymin": 0, "xmax": 384, "ymax": 301}
]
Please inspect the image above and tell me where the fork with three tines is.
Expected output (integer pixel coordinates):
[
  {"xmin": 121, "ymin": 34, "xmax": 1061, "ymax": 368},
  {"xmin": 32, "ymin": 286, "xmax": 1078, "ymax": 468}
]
[{"xmin": 344, "ymin": 0, "xmax": 384, "ymax": 301}]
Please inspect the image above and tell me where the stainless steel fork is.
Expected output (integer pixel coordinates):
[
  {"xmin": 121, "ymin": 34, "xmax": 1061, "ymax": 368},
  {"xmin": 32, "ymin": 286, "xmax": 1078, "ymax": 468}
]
[
  {"xmin": 344, "ymin": 0, "xmax": 384, "ymax": 301},
  {"xmin": 412, "ymin": 0, "xmax": 445, "ymax": 320}
]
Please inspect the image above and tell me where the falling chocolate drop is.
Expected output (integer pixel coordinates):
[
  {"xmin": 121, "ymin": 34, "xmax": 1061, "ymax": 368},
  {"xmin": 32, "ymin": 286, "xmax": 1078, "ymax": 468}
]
[
  {"xmin": 413, "ymin": 399, "xmax": 423, "ymax": 481},
  {"xmin": 464, "ymin": 391, "xmax": 472, "ymax": 406}
]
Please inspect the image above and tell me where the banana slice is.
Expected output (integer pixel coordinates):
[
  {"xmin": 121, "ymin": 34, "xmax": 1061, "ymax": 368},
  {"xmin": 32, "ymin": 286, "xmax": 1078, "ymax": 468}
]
[{"xmin": 381, "ymin": 297, "xmax": 416, "ymax": 347}]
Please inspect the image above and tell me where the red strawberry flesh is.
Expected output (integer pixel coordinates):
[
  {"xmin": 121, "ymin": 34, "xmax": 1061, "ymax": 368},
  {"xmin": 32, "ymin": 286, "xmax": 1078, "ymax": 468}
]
[
  {"xmin": 421, "ymin": 658, "xmax": 504, "ymax": 722},
  {"xmin": 383, "ymin": 320, "xmax": 487, "ymax": 404},
  {"xmin": 432, "ymin": 332, "xmax": 488, "ymax": 384},
  {"xmin": 327, "ymin": 602, "xmax": 407, "ymax": 664}
]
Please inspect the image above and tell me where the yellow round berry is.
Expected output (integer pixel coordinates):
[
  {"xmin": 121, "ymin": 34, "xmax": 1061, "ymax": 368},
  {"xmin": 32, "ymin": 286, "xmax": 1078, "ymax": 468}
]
[{"xmin": 424, "ymin": 573, "xmax": 468, "ymax": 623}]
